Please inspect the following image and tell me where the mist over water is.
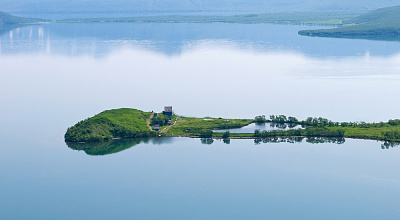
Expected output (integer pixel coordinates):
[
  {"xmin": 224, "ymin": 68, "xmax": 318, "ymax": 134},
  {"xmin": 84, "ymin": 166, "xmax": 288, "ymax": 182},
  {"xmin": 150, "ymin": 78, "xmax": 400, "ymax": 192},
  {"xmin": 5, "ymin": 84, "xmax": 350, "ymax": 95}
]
[
  {"xmin": 1, "ymin": 22, "xmax": 400, "ymax": 219},
  {"xmin": 1, "ymin": 23, "xmax": 400, "ymax": 124},
  {"xmin": 2, "ymin": 23, "xmax": 400, "ymax": 57}
]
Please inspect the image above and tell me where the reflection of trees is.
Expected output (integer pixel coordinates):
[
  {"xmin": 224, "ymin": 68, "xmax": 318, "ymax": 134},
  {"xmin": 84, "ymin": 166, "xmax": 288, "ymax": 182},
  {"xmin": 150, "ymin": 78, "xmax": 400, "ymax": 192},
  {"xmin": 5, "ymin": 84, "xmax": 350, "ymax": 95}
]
[
  {"xmin": 381, "ymin": 142, "xmax": 400, "ymax": 149},
  {"xmin": 255, "ymin": 137, "xmax": 304, "ymax": 145},
  {"xmin": 306, "ymin": 137, "xmax": 345, "ymax": 144},
  {"xmin": 287, "ymin": 137, "xmax": 305, "ymax": 143},
  {"xmin": 269, "ymin": 123, "xmax": 299, "ymax": 129},
  {"xmin": 200, "ymin": 138, "xmax": 214, "ymax": 145},
  {"xmin": 254, "ymin": 137, "xmax": 345, "ymax": 145},
  {"xmin": 270, "ymin": 123, "xmax": 287, "ymax": 129},
  {"xmin": 254, "ymin": 115, "xmax": 266, "ymax": 124},
  {"xmin": 223, "ymin": 139, "xmax": 231, "ymax": 144},
  {"xmin": 66, "ymin": 137, "xmax": 175, "ymax": 156}
]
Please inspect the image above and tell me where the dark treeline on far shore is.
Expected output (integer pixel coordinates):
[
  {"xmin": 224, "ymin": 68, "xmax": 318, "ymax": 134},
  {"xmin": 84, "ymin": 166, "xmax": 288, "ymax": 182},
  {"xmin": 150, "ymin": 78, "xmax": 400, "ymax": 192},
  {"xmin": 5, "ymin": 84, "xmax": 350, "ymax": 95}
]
[{"xmin": 255, "ymin": 115, "xmax": 400, "ymax": 128}]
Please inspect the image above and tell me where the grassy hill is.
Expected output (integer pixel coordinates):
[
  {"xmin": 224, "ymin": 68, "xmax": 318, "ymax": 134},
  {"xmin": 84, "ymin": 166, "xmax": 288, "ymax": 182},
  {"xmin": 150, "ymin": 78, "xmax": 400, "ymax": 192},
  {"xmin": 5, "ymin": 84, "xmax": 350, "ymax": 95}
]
[
  {"xmin": 344, "ymin": 5, "xmax": 400, "ymax": 25},
  {"xmin": 0, "ymin": 11, "xmax": 44, "ymax": 24},
  {"xmin": 298, "ymin": 5, "xmax": 400, "ymax": 40},
  {"xmin": 65, "ymin": 108, "xmax": 156, "ymax": 142}
]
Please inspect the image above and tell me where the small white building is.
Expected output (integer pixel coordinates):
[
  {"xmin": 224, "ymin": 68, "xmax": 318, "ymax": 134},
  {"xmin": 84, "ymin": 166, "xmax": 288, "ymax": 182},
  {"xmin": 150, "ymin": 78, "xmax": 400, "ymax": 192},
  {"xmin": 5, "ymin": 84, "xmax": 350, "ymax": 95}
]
[{"xmin": 164, "ymin": 106, "xmax": 173, "ymax": 113}]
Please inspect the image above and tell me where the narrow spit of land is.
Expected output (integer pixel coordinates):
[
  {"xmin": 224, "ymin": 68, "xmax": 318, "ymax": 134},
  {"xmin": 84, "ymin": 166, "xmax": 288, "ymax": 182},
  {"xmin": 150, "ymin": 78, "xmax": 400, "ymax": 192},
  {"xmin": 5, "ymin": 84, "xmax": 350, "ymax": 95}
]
[{"xmin": 65, "ymin": 108, "xmax": 400, "ymax": 144}]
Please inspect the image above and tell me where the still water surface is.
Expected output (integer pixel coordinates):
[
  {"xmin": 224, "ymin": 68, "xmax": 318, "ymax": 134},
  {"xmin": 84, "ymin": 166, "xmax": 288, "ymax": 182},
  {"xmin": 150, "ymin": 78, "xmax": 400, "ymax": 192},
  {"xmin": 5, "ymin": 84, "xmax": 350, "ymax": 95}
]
[
  {"xmin": 1, "ymin": 22, "xmax": 400, "ymax": 219},
  {"xmin": 214, "ymin": 122, "xmax": 303, "ymax": 133}
]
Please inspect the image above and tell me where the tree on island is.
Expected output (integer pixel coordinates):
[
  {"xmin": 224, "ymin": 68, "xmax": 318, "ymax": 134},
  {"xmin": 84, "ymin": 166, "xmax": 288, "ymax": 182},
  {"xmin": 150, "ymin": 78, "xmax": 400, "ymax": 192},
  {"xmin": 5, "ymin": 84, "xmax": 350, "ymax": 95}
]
[
  {"xmin": 255, "ymin": 115, "xmax": 266, "ymax": 123},
  {"xmin": 222, "ymin": 131, "xmax": 230, "ymax": 139},
  {"xmin": 199, "ymin": 129, "xmax": 213, "ymax": 138}
]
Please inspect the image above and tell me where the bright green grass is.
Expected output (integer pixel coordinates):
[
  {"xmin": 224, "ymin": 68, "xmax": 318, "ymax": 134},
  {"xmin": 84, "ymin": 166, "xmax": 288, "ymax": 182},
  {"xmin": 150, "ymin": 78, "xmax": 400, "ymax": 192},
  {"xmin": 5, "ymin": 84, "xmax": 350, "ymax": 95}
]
[
  {"xmin": 343, "ymin": 126, "xmax": 400, "ymax": 141},
  {"xmin": 65, "ymin": 108, "xmax": 155, "ymax": 142},
  {"xmin": 166, "ymin": 117, "xmax": 253, "ymax": 136}
]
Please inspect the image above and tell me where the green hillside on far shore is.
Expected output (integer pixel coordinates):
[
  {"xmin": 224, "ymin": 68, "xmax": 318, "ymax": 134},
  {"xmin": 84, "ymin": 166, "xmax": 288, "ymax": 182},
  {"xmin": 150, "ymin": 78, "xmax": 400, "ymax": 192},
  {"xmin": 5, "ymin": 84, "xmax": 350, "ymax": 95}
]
[
  {"xmin": 0, "ymin": 11, "xmax": 44, "ymax": 25},
  {"xmin": 56, "ymin": 11, "xmax": 363, "ymax": 26},
  {"xmin": 298, "ymin": 5, "xmax": 400, "ymax": 40}
]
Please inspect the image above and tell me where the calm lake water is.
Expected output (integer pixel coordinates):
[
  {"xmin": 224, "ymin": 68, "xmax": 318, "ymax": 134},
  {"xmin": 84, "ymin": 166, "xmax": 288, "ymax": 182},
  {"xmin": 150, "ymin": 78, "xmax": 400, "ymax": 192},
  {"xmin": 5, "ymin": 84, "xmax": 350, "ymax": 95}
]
[{"xmin": 1, "ymin": 22, "xmax": 400, "ymax": 219}]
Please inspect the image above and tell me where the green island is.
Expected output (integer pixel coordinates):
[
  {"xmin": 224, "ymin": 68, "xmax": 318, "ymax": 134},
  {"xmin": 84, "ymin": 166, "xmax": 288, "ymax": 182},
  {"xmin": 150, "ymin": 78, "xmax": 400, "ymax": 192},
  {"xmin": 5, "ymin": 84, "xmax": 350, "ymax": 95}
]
[
  {"xmin": 299, "ymin": 5, "xmax": 400, "ymax": 40},
  {"xmin": 65, "ymin": 108, "xmax": 400, "ymax": 144}
]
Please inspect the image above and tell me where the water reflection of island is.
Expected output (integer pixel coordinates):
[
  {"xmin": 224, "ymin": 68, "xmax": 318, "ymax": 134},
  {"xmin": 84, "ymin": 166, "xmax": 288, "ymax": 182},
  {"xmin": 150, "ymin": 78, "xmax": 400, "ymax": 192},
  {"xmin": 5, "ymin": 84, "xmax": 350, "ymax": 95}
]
[
  {"xmin": 66, "ymin": 137, "xmax": 175, "ymax": 156},
  {"xmin": 269, "ymin": 123, "xmax": 302, "ymax": 129},
  {"xmin": 381, "ymin": 142, "xmax": 400, "ymax": 150},
  {"xmin": 200, "ymin": 138, "xmax": 214, "ymax": 145},
  {"xmin": 67, "ymin": 136, "xmax": 396, "ymax": 154},
  {"xmin": 254, "ymin": 137, "xmax": 345, "ymax": 145},
  {"xmin": 3, "ymin": 23, "xmax": 400, "ymax": 57},
  {"xmin": 199, "ymin": 137, "xmax": 346, "ymax": 145}
]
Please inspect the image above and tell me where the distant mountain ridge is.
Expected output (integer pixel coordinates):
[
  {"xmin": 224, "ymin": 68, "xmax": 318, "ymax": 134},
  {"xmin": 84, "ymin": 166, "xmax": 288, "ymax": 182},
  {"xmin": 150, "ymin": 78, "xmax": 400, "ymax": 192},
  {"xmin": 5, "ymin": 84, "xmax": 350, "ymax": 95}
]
[
  {"xmin": 344, "ymin": 5, "xmax": 400, "ymax": 25},
  {"xmin": 298, "ymin": 5, "xmax": 400, "ymax": 40},
  {"xmin": 2, "ymin": 0, "xmax": 400, "ymax": 18},
  {"xmin": 0, "ymin": 11, "xmax": 44, "ymax": 24}
]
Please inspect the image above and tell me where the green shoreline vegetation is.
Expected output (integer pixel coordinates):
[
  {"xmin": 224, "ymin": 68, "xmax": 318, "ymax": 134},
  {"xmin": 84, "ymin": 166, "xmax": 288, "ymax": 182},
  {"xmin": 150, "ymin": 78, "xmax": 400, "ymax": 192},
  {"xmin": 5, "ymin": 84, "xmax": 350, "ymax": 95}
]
[
  {"xmin": 65, "ymin": 108, "xmax": 400, "ymax": 144},
  {"xmin": 54, "ymin": 11, "xmax": 363, "ymax": 26},
  {"xmin": 2, "ymin": 5, "xmax": 399, "ymax": 42},
  {"xmin": 0, "ymin": 9, "xmax": 364, "ymax": 27}
]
